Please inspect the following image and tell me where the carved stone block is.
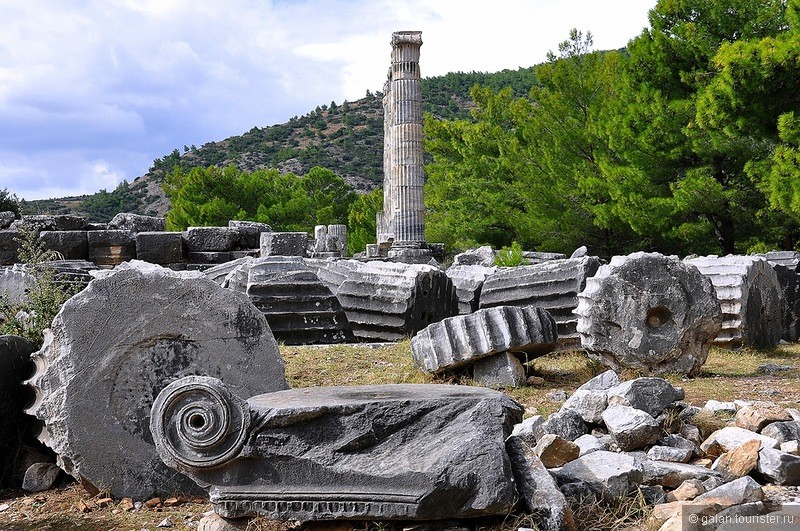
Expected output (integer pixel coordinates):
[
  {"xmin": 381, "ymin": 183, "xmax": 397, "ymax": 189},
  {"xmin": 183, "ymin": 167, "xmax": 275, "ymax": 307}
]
[{"xmin": 151, "ymin": 376, "xmax": 523, "ymax": 521}]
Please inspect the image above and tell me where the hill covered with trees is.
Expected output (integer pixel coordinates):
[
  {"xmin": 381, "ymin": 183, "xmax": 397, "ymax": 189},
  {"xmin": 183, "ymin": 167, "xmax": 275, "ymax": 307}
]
[{"xmin": 20, "ymin": 67, "xmax": 539, "ymax": 222}]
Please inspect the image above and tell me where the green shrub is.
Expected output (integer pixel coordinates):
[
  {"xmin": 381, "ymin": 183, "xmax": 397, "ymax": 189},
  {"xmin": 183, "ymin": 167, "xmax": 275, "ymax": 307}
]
[{"xmin": 494, "ymin": 241, "xmax": 530, "ymax": 267}]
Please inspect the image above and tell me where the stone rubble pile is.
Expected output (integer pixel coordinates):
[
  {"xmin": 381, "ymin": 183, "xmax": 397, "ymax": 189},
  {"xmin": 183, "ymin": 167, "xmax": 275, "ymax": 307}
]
[
  {"xmin": 505, "ymin": 371, "xmax": 800, "ymax": 530},
  {"xmin": 575, "ymin": 252, "xmax": 722, "ymax": 376}
]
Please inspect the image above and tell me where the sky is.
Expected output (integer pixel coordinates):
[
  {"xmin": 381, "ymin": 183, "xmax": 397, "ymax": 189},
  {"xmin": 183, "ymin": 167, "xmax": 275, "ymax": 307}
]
[{"xmin": 0, "ymin": 0, "xmax": 656, "ymax": 201}]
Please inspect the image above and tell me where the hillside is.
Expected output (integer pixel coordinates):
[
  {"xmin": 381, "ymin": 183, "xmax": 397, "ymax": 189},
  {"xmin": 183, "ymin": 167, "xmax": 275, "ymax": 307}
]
[{"xmin": 20, "ymin": 67, "xmax": 539, "ymax": 221}]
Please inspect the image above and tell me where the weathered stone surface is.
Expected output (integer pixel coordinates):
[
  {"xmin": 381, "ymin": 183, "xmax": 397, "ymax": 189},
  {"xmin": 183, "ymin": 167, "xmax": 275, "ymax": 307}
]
[
  {"xmin": 761, "ymin": 420, "xmax": 800, "ymax": 444},
  {"xmin": 782, "ymin": 440, "xmax": 800, "ymax": 454},
  {"xmin": 685, "ymin": 255, "xmax": 782, "ymax": 348},
  {"xmin": 576, "ymin": 252, "xmax": 722, "ymax": 375},
  {"xmin": 694, "ymin": 476, "xmax": 763, "ymax": 508},
  {"xmin": 318, "ymin": 260, "xmax": 458, "ymax": 341},
  {"xmin": 0, "ymin": 230, "xmax": 20, "ymax": 265},
  {"xmin": 198, "ymin": 514, "xmax": 251, "ymax": 531},
  {"xmin": 534, "ymin": 434, "xmax": 579, "ymax": 468},
  {"xmin": 711, "ymin": 438, "xmax": 760, "ymax": 481},
  {"xmin": 480, "ymin": 257, "xmax": 601, "ymax": 347},
  {"xmin": 228, "ymin": 220, "xmax": 272, "ymax": 250},
  {"xmin": 0, "ymin": 265, "xmax": 34, "ymax": 304},
  {"xmin": 0, "ymin": 212, "xmax": 15, "ymax": 229},
  {"xmin": 134, "ymin": 232, "xmax": 184, "ymax": 265},
  {"xmin": 453, "ymin": 246, "xmax": 495, "ymax": 267},
  {"xmin": 203, "ymin": 257, "xmax": 254, "ymax": 288},
  {"xmin": 260, "ymin": 231, "xmax": 308, "ymax": 257},
  {"xmin": 554, "ymin": 450, "xmax": 643, "ymax": 499},
  {"xmin": 699, "ymin": 426, "xmax": 779, "ymax": 456},
  {"xmin": 560, "ymin": 389, "xmax": 607, "ymax": 424},
  {"xmin": 602, "ymin": 404, "xmax": 661, "ymax": 451},
  {"xmin": 661, "ymin": 434, "xmax": 699, "ymax": 457},
  {"xmin": 606, "ymin": 378, "xmax": 682, "ymax": 418},
  {"xmin": 472, "ymin": 352, "xmax": 526, "ymax": 389},
  {"xmin": 757, "ymin": 447, "xmax": 800, "ymax": 485},
  {"xmin": 735, "ymin": 401, "xmax": 791, "ymax": 432},
  {"xmin": 15, "ymin": 214, "xmax": 88, "ymax": 233},
  {"xmin": 87, "ymin": 230, "xmax": 135, "ymax": 265},
  {"xmin": 152, "ymin": 376, "xmax": 523, "ymax": 521},
  {"xmin": 506, "ymin": 436, "xmax": 576, "ymax": 531},
  {"xmin": 22, "ymin": 462, "xmax": 61, "ymax": 492},
  {"xmin": 703, "ymin": 399, "xmax": 737, "ymax": 415},
  {"xmin": 0, "ymin": 335, "xmax": 36, "ymax": 484},
  {"xmin": 445, "ymin": 264, "xmax": 496, "ymax": 314},
  {"xmin": 647, "ymin": 446, "xmax": 692, "ymax": 463},
  {"xmin": 576, "ymin": 369, "xmax": 621, "ymax": 391},
  {"xmin": 38, "ymin": 231, "xmax": 88, "ymax": 260},
  {"xmin": 25, "ymin": 261, "xmax": 288, "ymax": 499},
  {"xmin": 511, "ymin": 415, "xmax": 545, "ymax": 445},
  {"xmin": 758, "ymin": 250, "xmax": 800, "ymax": 342},
  {"xmin": 573, "ymin": 434, "xmax": 606, "ymax": 456},
  {"xmin": 538, "ymin": 408, "xmax": 588, "ymax": 442},
  {"xmin": 666, "ymin": 479, "xmax": 705, "ymax": 502},
  {"xmin": 233, "ymin": 257, "xmax": 354, "ymax": 344},
  {"xmin": 186, "ymin": 251, "xmax": 232, "ymax": 264},
  {"xmin": 108, "ymin": 213, "xmax": 166, "ymax": 233},
  {"xmin": 185, "ymin": 227, "xmax": 239, "ymax": 253},
  {"xmin": 640, "ymin": 460, "xmax": 722, "ymax": 488},
  {"xmin": 411, "ymin": 305, "xmax": 557, "ymax": 374}
]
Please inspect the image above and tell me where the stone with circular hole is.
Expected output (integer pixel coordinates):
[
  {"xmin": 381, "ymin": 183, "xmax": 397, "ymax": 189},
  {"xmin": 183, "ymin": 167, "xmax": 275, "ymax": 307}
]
[{"xmin": 575, "ymin": 252, "xmax": 722, "ymax": 376}]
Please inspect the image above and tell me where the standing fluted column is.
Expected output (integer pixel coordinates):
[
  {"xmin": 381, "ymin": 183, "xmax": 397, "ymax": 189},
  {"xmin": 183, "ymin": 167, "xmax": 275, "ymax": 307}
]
[{"xmin": 377, "ymin": 31, "xmax": 425, "ymax": 246}]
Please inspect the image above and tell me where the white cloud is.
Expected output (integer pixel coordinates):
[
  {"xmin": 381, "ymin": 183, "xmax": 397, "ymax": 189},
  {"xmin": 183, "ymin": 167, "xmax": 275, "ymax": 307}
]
[{"xmin": 0, "ymin": 0, "xmax": 656, "ymax": 201}]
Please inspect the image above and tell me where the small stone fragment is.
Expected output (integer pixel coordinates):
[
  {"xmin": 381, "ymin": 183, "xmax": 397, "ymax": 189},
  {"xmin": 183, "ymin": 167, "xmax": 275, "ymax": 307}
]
[
  {"xmin": 573, "ymin": 434, "xmax": 607, "ymax": 456},
  {"xmin": 694, "ymin": 476, "xmax": 763, "ymax": 509},
  {"xmin": 703, "ymin": 400, "xmax": 737, "ymax": 414},
  {"xmin": 506, "ymin": 436, "xmax": 576, "ymax": 531},
  {"xmin": 145, "ymin": 497, "xmax": 162, "ymax": 508},
  {"xmin": 602, "ymin": 404, "xmax": 661, "ymax": 451},
  {"xmin": 665, "ymin": 479, "xmax": 705, "ymax": 502},
  {"xmin": 197, "ymin": 514, "xmax": 251, "ymax": 531},
  {"xmin": 21, "ymin": 463, "xmax": 61, "ymax": 492},
  {"xmin": 560, "ymin": 389, "xmax": 607, "ymax": 424},
  {"xmin": 781, "ymin": 440, "xmax": 800, "ymax": 455},
  {"xmin": 534, "ymin": 434, "xmax": 580, "ymax": 468},
  {"xmin": 511, "ymin": 415, "xmax": 545, "ymax": 445},
  {"xmin": 606, "ymin": 377, "xmax": 682, "ymax": 418},
  {"xmin": 757, "ymin": 447, "xmax": 800, "ymax": 485},
  {"xmin": 576, "ymin": 369, "xmax": 620, "ymax": 391},
  {"xmin": 734, "ymin": 401, "xmax": 791, "ymax": 432},
  {"xmin": 699, "ymin": 426, "xmax": 779, "ymax": 456},
  {"xmin": 472, "ymin": 352, "xmax": 526, "ymax": 389},
  {"xmin": 554, "ymin": 450, "xmax": 643, "ymax": 500},
  {"xmin": 120, "ymin": 498, "xmax": 134, "ymax": 511},
  {"xmin": 710, "ymin": 438, "xmax": 760, "ymax": 481},
  {"xmin": 157, "ymin": 517, "xmax": 174, "ymax": 528},
  {"xmin": 641, "ymin": 460, "xmax": 722, "ymax": 488},
  {"xmin": 647, "ymin": 446, "xmax": 692, "ymax": 463},
  {"xmin": 761, "ymin": 420, "xmax": 800, "ymax": 444},
  {"xmin": 537, "ymin": 409, "xmax": 588, "ymax": 442}
]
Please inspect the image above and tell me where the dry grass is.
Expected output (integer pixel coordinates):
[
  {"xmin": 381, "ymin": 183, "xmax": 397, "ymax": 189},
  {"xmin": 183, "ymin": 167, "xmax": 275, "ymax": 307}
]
[{"xmin": 3, "ymin": 340, "xmax": 800, "ymax": 530}]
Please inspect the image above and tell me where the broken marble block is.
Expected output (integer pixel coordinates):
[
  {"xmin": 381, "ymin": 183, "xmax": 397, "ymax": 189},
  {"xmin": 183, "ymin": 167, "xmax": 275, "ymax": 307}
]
[
  {"xmin": 151, "ymin": 376, "xmax": 523, "ymax": 521},
  {"xmin": 0, "ymin": 230, "xmax": 20, "ymax": 265},
  {"xmin": 233, "ymin": 256, "xmax": 354, "ymax": 344},
  {"xmin": 0, "ymin": 265, "xmax": 34, "ymax": 304},
  {"xmin": 24, "ymin": 261, "xmax": 289, "ymax": 499},
  {"xmin": 480, "ymin": 256, "xmax": 601, "ymax": 347},
  {"xmin": 185, "ymin": 227, "xmax": 239, "ymax": 253},
  {"xmin": 685, "ymin": 255, "xmax": 782, "ymax": 348},
  {"xmin": 87, "ymin": 230, "xmax": 136, "ymax": 266},
  {"xmin": 410, "ymin": 306, "xmax": 558, "ymax": 374},
  {"xmin": 554, "ymin": 450, "xmax": 643, "ymax": 500},
  {"xmin": 758, "ymin": 251, "xmax": 800, "ymax": 342},
  {"xmin": 108, "ymin": 213, "xmax": 166, "ymax": 233},
  {"xmin": 229, "ymin": 220, "xmax": 272, "ymax": 249},
  {"xmin": 317, "ymin": 259, "xmax": 459, "ymax": 341},
  {"xmin": 575, "ymin": 252, "xmax": 722, "ymax": 376},
  {"xmin": 38, "ymin": 231, "xmax": 89, "ymax": 261},
  {"xmin": 135, "ymin": 232, "xmax": 184, "ymax": 265},
  {"xmin": 260, "ymin": 231, "xmax": 308, "ymax": 257},
  {"xmin": 445, "ymin": 264, "xmax": 496, "ymax": 314}
]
